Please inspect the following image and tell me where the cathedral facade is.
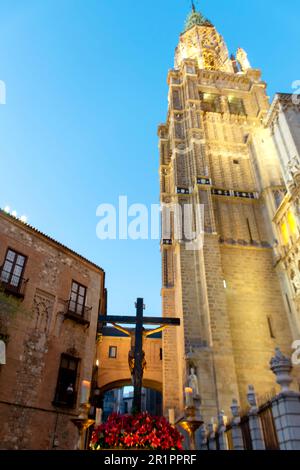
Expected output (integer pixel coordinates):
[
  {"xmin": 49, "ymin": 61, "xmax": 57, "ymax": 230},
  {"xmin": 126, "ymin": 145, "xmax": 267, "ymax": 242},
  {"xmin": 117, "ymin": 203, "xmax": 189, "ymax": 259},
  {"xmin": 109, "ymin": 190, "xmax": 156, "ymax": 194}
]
[
  {"xmin": 159, "ymin": 7, "xmax": 299, "ymax": 420},
  {"xmin": 267, "ymin": 93, "xmax": 300, "ymax": 338}
]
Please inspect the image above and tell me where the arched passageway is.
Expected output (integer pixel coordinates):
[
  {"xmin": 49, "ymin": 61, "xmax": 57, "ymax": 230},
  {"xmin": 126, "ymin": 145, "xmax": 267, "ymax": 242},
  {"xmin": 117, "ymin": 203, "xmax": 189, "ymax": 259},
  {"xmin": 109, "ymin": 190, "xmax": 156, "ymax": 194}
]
[{"xmin": 99, "ymin": 382, "xmax": 163, "ymax": 420}]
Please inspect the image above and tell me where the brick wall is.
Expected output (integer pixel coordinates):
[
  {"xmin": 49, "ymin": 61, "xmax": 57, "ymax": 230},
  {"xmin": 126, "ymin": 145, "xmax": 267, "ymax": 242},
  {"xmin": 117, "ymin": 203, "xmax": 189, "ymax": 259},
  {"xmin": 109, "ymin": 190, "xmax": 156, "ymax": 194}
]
[{"xmin": 0, "ymin": 212, "xmax": 105, "ymax": 449}]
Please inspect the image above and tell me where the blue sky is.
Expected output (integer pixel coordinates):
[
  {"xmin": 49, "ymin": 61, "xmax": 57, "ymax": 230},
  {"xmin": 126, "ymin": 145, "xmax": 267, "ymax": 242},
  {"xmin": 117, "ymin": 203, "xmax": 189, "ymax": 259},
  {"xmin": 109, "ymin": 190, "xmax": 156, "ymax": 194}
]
[{"xmin": 0, "ymin": 0, "xmax": 299, "ymax": 317}]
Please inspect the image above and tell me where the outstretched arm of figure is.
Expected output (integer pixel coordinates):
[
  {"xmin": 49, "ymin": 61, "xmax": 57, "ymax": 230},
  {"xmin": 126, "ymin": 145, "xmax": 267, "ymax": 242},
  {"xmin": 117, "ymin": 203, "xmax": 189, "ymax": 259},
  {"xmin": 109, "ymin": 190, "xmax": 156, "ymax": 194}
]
[
  {"xmin": 144, "ymin": 325, "xmax": 168, "ymax": 337},
  {"xmin": 111, "ymin": 323, "xmax": 131, "ymax": 337}
]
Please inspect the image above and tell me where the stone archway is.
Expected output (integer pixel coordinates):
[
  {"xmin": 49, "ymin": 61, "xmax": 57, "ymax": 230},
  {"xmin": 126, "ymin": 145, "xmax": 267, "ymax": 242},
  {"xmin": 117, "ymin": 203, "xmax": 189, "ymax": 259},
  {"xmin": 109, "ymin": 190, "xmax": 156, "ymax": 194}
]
[
  {"xmin": 99, "ymin": 378, "xmax": 162, "ymax": 396},
  {"xmin": 97, "ymin": 326, "xmax": 163, "ymax": 390},
  {"xmin": 99, "ymin": 379, "xmax": 163, "ymax": 419},
  {"xmin": 96, "ymin": 326, "xmax": 163, "ymax": 415}
]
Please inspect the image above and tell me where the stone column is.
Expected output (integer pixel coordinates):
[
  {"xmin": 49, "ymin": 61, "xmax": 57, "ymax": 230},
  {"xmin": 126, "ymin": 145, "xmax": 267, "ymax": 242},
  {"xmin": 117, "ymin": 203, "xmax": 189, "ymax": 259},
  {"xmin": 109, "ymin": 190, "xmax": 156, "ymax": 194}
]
[
  {"xmin": 217, "ymin": 410, "xmax": 228, "ymax": 450},
  {"xmin": 208, "ymin": 420, "xmax": 217, "ymax": 450},
  {"xmin": 270, "ymin": 348, "xmax": 300, "ymax": 450},
  {"xmin": 230, "ymin": 399, "xmax": 244, "ymax": 450},
  {"xmin": 247, "ymin": 385, "xmax": 265, "ymax": 450}
]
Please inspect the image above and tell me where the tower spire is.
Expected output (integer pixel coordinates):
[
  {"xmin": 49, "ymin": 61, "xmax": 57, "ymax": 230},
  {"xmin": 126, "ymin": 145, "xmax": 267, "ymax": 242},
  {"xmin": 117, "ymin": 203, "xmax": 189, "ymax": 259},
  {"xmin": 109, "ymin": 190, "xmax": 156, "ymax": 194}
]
[{"xmin": 184, "ymin": 3, "xmax": 212, "ymax": 32}]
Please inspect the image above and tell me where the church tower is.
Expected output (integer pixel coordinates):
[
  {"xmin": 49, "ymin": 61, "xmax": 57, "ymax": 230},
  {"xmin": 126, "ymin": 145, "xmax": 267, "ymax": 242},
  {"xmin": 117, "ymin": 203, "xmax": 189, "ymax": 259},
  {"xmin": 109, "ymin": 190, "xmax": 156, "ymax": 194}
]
[{"xmin": 158, "ymin": 6, "xmax": 295, "ymax": 419}]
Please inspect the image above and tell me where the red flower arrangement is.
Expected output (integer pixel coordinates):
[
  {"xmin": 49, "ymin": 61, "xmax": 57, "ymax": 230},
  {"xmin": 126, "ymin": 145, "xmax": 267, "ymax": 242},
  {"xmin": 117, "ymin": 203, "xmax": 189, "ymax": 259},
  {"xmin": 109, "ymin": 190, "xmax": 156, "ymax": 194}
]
[{"xmin": 90, "ymin": 412, "xmax": 184, "ymax": 450}]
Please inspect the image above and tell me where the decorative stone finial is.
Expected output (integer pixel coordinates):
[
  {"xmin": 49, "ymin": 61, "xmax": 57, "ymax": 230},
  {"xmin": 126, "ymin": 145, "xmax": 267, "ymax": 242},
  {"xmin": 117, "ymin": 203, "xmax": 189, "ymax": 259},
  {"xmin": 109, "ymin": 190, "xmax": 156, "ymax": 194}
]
[
  {"xmin": 230, "ymin": 399, "xmax": 241, "ymax": 422},
  {"xmin": 199, "ymin": 423, "xmax": 207, "ymax": 440},
  {"xmin": 247, "ymin": 385, "xmax": 258, "ymax": 412},
  {"xmin": 218, "ymin": 410, "xmax": 226, "ymax": 428},
  {"xmin": 236, "ymin": 48, "xmax": 251, "ymax": 72},
  {"xmin": 270, "ymin": 348, "xmax": 293, "ymax": 393},
  {"xmin": 208, "ymin": 419, "xmax": 216, "ymax": 435},
  {"xmin": 199, "ymin": 424, "xmax": 208, "ymax": 449}
]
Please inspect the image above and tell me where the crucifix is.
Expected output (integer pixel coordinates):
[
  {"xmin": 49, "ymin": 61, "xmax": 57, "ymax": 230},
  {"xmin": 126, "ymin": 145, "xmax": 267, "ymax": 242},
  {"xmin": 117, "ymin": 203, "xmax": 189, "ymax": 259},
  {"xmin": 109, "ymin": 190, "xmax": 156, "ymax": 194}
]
[{"xmin": 99, "ymin": 298, "xmax": 180, "ymax": 413}]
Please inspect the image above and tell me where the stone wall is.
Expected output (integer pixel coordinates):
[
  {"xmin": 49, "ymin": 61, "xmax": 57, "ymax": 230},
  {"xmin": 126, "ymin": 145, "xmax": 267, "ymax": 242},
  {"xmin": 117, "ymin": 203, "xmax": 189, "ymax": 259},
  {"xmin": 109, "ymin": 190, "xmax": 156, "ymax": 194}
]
[
  {"xmin": 159, "ymin": 20, "xmax": 298, "ymax": 421},
  {"xmin": 221, "ymin": 244, "xmax": 294, "ymax": 406}
]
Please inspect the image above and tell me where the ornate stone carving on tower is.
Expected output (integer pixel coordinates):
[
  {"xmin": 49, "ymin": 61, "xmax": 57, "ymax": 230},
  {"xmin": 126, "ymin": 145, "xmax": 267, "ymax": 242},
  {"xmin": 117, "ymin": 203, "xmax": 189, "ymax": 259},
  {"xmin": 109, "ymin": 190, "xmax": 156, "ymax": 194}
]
[
  {"xmin": 175, "ymin": 8, "xmax": 233, "ymax": 73},
  {"xmin": 266, "ymin": 93, "xmax": 300, "ymax": 335},
  {"xmin": 287, "ymin": 155, "xmax": 300, "ymax": 183},
  {"xmin": 236, "ymin": 48, "xmax": 251, "ymax": 72},
  {"xmin": 159, "ymin": 7, "xmax": 295, "ymax": 419}
]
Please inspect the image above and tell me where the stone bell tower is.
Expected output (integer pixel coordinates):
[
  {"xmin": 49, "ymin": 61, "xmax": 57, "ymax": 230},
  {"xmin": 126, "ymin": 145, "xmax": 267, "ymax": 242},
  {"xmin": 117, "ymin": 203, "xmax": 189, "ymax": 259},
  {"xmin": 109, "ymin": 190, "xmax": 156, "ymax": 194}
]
[{"xmin": 159, "ymin": 6, "xmax": 294, "ymax": 420}]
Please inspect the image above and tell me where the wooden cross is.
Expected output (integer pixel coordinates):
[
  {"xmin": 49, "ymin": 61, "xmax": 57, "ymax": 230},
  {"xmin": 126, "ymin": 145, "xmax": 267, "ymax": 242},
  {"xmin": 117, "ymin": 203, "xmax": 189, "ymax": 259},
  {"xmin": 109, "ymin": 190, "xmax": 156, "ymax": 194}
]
[{"xmin": 99, "ymin": 298, "xmax": 180, "ymax": 414}]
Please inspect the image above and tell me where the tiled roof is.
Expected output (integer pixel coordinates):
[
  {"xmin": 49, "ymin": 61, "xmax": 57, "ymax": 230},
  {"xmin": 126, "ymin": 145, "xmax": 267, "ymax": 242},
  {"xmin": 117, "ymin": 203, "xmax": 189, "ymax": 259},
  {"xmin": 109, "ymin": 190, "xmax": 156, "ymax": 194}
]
[
  {"xmin": 0, "ymin": 209, "xmax": 104, "ymax": 273},
  {"xmin": 184, "ymin": 7, "xmax": 213, "ymax": 32}
]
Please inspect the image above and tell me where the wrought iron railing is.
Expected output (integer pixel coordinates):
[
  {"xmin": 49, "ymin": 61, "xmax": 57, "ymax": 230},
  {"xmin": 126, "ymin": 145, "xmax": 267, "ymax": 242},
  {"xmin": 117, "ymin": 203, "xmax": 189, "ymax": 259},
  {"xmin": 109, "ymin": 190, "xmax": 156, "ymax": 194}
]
[
  {"xmin": 0, "ymin": 267, "xmax": 28, "ymax": 298},
  {"xmin": 240, "ymin": 415, "xmax": 253, "ymax": 450},
  {"xmin": 64, "ymin": 300, "xmax": 92, "ymax": 327},
  {"xmin": 224, "ymin": 398, "xmax": 279, "ymax": 450},
  {"xmin": 258, "ymin": 401, "xmax": 279, "ymax": 450}
]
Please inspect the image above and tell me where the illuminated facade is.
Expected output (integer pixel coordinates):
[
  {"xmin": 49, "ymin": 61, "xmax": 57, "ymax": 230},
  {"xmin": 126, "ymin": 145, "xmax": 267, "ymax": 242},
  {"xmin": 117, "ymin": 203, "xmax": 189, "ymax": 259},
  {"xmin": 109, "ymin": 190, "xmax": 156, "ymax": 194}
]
[
  {"xmin": 158, "ymin": 7, "xmax": 298, "ymax": 420},
  {"xmin": 266, "ymin": 93, "xmax": 300, "ymax": 338}
]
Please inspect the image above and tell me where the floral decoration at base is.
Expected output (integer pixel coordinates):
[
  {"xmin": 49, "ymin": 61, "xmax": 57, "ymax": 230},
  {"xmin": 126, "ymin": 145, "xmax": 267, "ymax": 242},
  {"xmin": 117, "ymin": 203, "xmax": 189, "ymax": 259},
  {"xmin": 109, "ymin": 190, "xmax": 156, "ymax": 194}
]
[{"xmin": 90, "ymin": 412, "xmax": 184, "ymax": 450}]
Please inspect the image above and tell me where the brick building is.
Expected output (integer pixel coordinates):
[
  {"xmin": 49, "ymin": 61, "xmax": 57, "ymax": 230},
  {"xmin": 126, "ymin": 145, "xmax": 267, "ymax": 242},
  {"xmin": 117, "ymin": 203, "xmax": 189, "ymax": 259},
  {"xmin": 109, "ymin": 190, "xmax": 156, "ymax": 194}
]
[{"xmin": 0, "ymin": 209, "xmax": 106, "ymax": 449}]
